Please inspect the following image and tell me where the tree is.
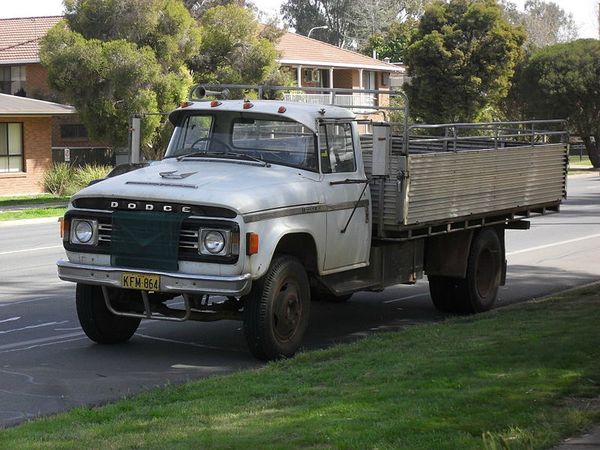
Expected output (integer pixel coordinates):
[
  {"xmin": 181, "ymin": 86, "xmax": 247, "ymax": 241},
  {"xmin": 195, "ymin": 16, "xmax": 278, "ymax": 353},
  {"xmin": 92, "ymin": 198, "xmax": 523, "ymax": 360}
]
[
  {"xmin": 182, "ymin": 0, "xmax": 245, "ymax": 19},
  {"xmin": 42, "ymin": 0, "xmax": 200, "ymax": 149},
  {"xmin": 517, "ymin": 39, "xmax": 600, "ymax": 167},
  {"xmin": 403, "ymin": 0, "xmax": 525, "ymax": 124},
  {"xmin": 281, "ymin": 0, "xmax": 354, "ymax": 47},
  {"xmin": 64, "ymin": 0, "xmax": 202, "ymax": 69},
  {"xmin": 350, "ymin": 0, "xmax": 431, "ymax": 47},
  {"xmin": 281, "ymin": 0, "xmax": 431, "ymax": 48},
  {"xmin": 361, "ymin": 18, "xmax": 419, "ymax": 62},
  {"xmin": 500, "ymin": 0, "xmax": 578, "ymax": 48},
  {"xmin": 189, "ymin": 4, "xmax": 282, "ymax": 85}
]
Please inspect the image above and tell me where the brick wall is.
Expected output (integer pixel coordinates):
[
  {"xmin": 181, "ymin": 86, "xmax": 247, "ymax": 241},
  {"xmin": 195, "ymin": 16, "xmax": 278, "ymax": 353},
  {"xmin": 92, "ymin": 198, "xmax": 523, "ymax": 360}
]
[
  {"xmin": 333, "ymin": 69, "xmax": 354, "ymax": 89},
  {"xmin": 25, "ymin": 63, "xmax": 52, "ymax": 100},
  {"xmin": 0, "ymin": 116, "xmax": 52, "ymax": 195}
]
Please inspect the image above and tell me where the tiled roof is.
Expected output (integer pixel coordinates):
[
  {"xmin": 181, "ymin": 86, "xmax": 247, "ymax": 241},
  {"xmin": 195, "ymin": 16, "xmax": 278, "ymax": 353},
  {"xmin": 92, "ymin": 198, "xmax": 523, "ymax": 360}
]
[
  {"xmin": 0, "ymin": 93, "xmax": 75, "ymax": 115},
  {"xmin": 277, "ymin": 31, "xmax": 404, "ymax": 72},
  {"xmin": 0, "ymin": 16, "xmax": 62, "ymax": 64}
]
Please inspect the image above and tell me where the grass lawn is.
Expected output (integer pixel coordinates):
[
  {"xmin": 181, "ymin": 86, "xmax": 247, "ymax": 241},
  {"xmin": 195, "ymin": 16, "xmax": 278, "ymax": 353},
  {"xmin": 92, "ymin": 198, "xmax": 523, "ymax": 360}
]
[
  {"xmin": 0, "ymin": 194, "xmax": 70, "ymax": 207},
  {"xmin": 569, "ymin": 155, "xmax": 593, "ymax": 168},
  {"xmin": 0, "ymin": 207, "xmax": 67, "ymax": 221},
  {"xmin": 1, "ymin": 286, "xmax": 599, "ymax": 449}
]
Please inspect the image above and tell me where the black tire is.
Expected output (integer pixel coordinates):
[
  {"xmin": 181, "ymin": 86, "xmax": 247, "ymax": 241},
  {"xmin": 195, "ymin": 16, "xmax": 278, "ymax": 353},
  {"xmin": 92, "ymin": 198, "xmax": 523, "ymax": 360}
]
[
  {"xmin": 428, "ymin": 228, "xmax": 503, "ymax": 315},
  {"xmin": 461, "ymin": 228, "xmax": 503, "ymax": 313},
  {"xmin": 242, "ymin": 256, "xmax": 310, "ymax": 361},
  {"xmin": 76, "ymin": 284, "xmax": 141, "ymax": 344},
  {"xmin": 428, "ymin": 275, "xmax": 462, "ymax": 313}
]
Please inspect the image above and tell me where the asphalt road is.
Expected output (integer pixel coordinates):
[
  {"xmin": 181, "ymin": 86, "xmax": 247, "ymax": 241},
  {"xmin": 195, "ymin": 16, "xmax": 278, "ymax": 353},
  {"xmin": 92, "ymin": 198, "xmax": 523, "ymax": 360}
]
[{"xmin": 0, "ymin": 173, "xmax": 599, "ymax": 427}]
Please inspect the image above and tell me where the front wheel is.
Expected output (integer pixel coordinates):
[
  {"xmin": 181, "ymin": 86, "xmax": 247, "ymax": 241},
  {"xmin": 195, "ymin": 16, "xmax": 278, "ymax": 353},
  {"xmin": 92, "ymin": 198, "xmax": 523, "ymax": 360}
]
[
  {"xmin": 242, "ymin": 256, "xmax": 310, "ymax": 361},
  {"xmin": 76, "ymin": 284, "xmax": 141, "ymax": 344}
]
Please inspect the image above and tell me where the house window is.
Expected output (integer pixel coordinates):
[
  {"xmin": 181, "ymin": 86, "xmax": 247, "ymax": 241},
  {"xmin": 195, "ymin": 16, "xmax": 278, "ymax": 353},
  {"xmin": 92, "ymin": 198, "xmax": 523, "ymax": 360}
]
[
  {"xmin": 0, "ymin": 123, "xmax": 23, "ymax": 173},
  {"xmin": 0, "ymin": 66, "xmax": 27, "ymax": 95},
  {"xmin": 303, "ymin": 68, "xmax": 321, "ymax": 84},
  {"xmin": 362, "ymin": 70, "xmax": 376, "ymax": 90},
  {"xmin": 60, "ymin": 124, "xmax": 88, "ymax": 139}
]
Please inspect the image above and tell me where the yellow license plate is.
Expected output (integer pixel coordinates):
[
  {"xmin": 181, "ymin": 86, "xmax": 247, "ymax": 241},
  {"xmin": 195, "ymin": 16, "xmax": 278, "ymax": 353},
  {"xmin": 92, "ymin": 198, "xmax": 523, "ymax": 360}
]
[{"xmin": 121, "ymin": 272, "xmax": 161, "ymax": 291}]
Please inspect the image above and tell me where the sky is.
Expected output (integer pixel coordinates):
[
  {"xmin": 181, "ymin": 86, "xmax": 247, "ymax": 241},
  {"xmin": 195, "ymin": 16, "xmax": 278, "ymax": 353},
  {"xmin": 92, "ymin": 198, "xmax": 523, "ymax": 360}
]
[{"xmin": 0, "ymin": 0, "xmax": 598, "ymax": 39}]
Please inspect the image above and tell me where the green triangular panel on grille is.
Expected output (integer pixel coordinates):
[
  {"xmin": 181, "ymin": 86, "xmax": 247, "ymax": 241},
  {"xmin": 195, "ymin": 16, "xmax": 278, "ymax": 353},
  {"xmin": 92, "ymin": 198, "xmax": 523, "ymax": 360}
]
[{"xmin": 110, "ymin": 211, "xmax": 188, "ymax": 271}]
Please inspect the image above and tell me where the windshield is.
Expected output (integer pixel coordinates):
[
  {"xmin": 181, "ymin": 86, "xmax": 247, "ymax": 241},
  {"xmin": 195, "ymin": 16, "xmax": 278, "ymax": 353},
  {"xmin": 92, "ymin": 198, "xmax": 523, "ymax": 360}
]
[{"xmin": 166, "ymin": 113, "xmax": 318, "ymax": 172}]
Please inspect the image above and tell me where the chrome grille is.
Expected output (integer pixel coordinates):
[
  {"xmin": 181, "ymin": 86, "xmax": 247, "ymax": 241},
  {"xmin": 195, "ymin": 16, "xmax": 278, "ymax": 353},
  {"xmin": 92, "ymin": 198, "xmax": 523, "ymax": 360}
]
[{"xmin": 95, "ymin": 222, "xmax": 200, "ymax": 251}]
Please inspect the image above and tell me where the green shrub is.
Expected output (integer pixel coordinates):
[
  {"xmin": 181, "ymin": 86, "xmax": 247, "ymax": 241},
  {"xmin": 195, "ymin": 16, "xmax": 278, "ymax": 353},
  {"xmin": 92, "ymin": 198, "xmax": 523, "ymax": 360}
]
[
  {"xmin": 73, "ymin": 164, "xmax": 112, "ymax": 190},
  {"xmin": 42, "ymin": 163, "xmax": 76, "ymax": 196},
  {"xmin": 42, "ymin": 163, "xmax": 113, "ymax": 196}
]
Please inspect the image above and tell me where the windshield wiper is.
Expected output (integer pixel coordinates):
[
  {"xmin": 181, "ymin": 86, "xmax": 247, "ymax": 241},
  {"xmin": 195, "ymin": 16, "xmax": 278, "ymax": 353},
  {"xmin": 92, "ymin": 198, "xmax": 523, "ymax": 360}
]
[{"xmin": 176, "ymin": 151, "xmax": 270, "ymax": 167}]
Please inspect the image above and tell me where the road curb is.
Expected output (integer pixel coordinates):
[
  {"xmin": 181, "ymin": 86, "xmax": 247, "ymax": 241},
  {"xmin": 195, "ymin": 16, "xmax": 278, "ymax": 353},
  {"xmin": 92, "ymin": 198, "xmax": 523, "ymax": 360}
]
[{"xmin": 531, "ymin": 280, "xmax": 600, "ymax": 301}]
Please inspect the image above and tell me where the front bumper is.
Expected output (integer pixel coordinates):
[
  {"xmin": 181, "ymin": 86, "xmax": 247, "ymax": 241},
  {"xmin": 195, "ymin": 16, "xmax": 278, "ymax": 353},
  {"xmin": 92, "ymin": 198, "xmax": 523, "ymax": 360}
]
[{"xmin": 57, "ymin": 260, "xmax": 252, "ymax": 296}]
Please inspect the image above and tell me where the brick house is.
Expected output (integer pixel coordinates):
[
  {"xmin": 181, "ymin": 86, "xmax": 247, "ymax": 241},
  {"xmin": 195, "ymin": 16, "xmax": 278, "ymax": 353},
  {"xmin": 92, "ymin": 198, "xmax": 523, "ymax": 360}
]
[
  {"xmin": 277, "ymin": 31, "xmax": 405, "ymax": 108},
  {"xmin": 0, "ymin": 94, "xmax": 75, "ymax": 195},
  {"xmin": 0, "ymin": 16, "xmax": 109, "ymax": 178},
  {"xmin": 0, "ymin": 16, "xmax": 60, "ymax": 99}
]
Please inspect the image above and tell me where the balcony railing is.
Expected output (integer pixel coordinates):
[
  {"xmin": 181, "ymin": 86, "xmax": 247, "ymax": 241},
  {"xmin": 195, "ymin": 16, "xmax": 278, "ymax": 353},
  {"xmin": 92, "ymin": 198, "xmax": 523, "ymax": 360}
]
[{"xmin": 282, "ymin": 92, "xmax": 376, "ymax": 111}]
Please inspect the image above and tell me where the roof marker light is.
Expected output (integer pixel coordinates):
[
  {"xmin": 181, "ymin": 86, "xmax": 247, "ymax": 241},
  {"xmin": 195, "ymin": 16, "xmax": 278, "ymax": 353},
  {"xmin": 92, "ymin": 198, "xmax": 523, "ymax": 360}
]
[
  {"xmin": 243, "ymin": 102, "xmax": 254, "ymax": 110},
  {"xmin": 278, "ymin": 106, "xmax": 287, "ymax": 113},
  {"xmin": 180, "ymin": 101, "xmax": 193, "ymax": 108},
  {"xmin": 210, "ymin": 100, "xmax": 222, "ymax": 107}
]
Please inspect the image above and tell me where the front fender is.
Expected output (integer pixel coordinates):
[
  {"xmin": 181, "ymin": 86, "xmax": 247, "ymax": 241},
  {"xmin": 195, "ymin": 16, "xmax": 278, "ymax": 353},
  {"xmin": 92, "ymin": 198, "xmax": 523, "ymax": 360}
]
[{"xmin": 244, "ymin": 212, "xmax": 326, "ymax": 279}]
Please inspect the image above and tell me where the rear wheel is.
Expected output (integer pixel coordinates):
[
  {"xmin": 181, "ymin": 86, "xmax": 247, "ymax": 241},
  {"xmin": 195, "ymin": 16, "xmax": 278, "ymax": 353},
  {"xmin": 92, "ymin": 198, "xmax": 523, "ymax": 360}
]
[
  {"xmin": 428, "ymin": 275, "xmax": 462, "ymax": 313},
  {"xmin": 243, "ymin": 256, "xmax": 310, "ymax": 361},
  {"xmin": 429, "ymin": 228, "xmax": 503, "ymax": 314},
  {"xmin": 76, "ymin": 284, "xmax": 141, "ymax": 344}
]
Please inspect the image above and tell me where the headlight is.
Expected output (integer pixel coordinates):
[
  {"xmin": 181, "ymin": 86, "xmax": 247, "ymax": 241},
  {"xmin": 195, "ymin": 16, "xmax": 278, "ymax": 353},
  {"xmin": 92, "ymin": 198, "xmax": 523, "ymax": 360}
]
[
  {"xmin": 199, "ymin": 229, "xmax": 235, "ymax": 256},
  {"xmin": 204, "ymin": 231, "xmax": 225, "ymax": 254},
  {"xmin": 70, "ymin": 219, "xmax": 98, "ymax": 245}
]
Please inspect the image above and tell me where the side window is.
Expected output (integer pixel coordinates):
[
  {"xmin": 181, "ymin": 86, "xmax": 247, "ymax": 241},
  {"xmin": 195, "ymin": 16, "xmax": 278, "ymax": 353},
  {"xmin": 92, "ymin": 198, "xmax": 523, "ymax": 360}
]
[
  {"xmin": 176, "ymin": 115, "xmax": 213, "ymax": 151},
  {"xmin": 319, "ymin": 122, "xmax": 356, "ymax": 174}
]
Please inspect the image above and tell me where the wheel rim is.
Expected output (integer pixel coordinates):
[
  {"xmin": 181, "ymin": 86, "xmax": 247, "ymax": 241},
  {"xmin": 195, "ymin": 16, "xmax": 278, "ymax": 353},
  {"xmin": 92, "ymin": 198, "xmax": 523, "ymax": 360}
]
[
  {"xmin": 475, "ymin": 248, "xmax": 497, "ymax": 298},
  {"xmin": 272, "ymin": 279, "xmax": 302, "ymax": 342}
]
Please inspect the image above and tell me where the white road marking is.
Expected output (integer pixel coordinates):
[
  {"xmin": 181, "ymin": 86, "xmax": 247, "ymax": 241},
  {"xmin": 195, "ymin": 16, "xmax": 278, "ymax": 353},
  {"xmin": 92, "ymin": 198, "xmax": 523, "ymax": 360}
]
[
  {"xmin": 0, "ymin": 321, "xmax": 68, "ymax": 335},
  {"xmin": 0, "ymin": 296, "xmax": 71, "ymax": 308},
  {"xmin": 0, "ymin": 368, "xmax": 38, "ymax": 384},
  {"xmin": 0, "ymin": 337, "xmax": 87, "ymax": 355},
  {"xmin": 0, "ymin": 245, "xmax": 62, "ymax": 256},
  {"xmin": 507, "ymin": 232, "xmax": 600, "ymax": 256},
  {"xmin": 0, "ymin": 332, "xmax": 84, "ymax": 353},
  {"xmin": 383, "ymin": 293, "xmax": 429, "ymax": 304},
  {"xmin": 171, "ymin": 364, "xmax": 228, "ymax": 371},
  {"xmin": 0, "ymin": 388, "xmax": 64, "ymax": 399},
  {"xmin": 136, "ymin": 333, "xmax": 244, "ymax": 353},
  {"xmin": 0, "ymin": 317, "xmax": 20, "ymax": 324}
]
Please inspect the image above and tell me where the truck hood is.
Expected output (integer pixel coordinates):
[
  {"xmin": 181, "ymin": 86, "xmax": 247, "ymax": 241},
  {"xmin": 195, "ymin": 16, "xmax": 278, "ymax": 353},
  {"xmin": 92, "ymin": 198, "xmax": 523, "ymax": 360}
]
[{"xmin": 72, "ymin": 159, "xmax": 322, "ymax": 215}]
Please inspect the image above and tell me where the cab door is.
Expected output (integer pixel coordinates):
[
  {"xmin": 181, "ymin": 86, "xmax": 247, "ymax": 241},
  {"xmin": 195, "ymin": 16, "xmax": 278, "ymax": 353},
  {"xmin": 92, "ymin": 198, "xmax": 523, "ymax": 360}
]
[{"xmin": 319, "ymin": 121, "xmax": 371, "ymax": 272}]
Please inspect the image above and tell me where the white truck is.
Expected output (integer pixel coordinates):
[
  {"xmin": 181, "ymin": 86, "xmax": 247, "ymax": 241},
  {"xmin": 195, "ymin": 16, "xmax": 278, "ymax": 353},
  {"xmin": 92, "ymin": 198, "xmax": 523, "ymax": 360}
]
[{"xmin": 57, "ymin": 86, "xmax": 568, "ymax": 360}]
